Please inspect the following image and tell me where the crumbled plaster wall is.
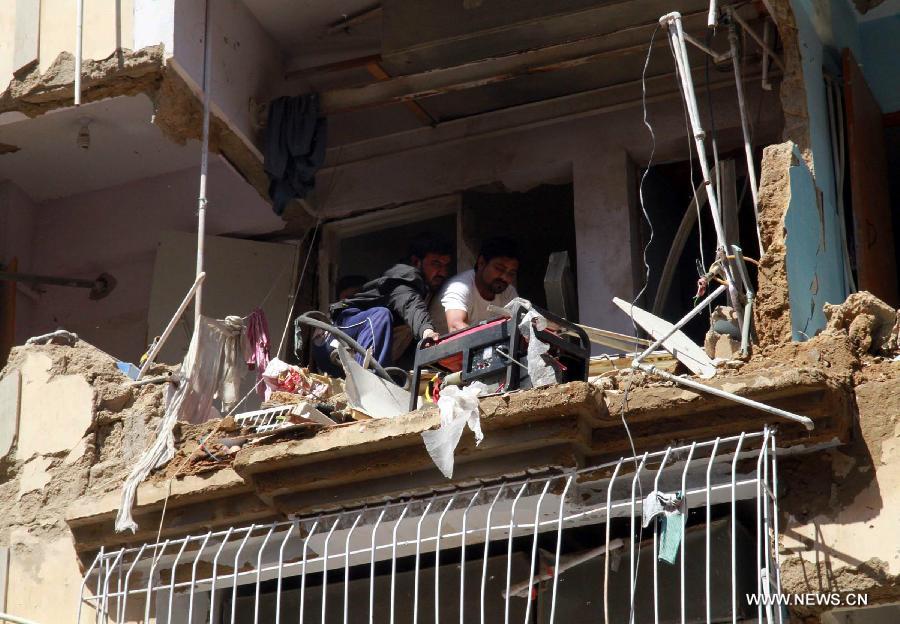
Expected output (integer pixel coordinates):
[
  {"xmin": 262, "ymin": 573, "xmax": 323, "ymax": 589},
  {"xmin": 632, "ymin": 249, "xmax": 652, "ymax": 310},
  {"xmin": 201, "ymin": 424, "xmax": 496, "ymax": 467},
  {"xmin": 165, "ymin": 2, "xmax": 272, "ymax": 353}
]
[
  {"xmin": 0, "ymin": 341, "xmax": 164, "ymax": 623},
  {"xmin": 774, "ymin": 293, "xmax": 900, "ymax": 619},
  {"xmin": 0, "ymin": 46, "xmax": 164, "ymax": 117},
  {"xmin": 769, "ymin": 0, "xmax": 815, "ymax": 169}
]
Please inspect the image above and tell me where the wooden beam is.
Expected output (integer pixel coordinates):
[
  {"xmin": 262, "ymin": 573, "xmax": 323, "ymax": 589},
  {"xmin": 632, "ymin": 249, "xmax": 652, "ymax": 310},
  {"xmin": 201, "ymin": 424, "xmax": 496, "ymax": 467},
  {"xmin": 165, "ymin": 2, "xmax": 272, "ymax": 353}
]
[
  {"xmin": 364, "ymin": 61, "xmax": 437, "ymax": 126},
  {"xmin": 285, "ymin": 54, "xmax": 382, "ymax": 79},
  {"xmin": 317, "ymin": 11, "xmax": 717, "ymax": 115}
]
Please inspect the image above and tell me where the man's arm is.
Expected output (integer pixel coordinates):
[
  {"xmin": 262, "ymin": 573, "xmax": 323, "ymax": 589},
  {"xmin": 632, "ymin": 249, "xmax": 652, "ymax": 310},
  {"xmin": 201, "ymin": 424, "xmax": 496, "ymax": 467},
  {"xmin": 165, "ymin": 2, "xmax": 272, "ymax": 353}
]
[
  {"xmin": 441, "ymin": 279, "xmax": 471, "ymax": 332},
  {"xmin": 390, "ymin": 283, "xmax": 437, "ymax": 340},
  {"xmin": 445, "ymin": 309, "xmax": 469, "ymax": 332}
]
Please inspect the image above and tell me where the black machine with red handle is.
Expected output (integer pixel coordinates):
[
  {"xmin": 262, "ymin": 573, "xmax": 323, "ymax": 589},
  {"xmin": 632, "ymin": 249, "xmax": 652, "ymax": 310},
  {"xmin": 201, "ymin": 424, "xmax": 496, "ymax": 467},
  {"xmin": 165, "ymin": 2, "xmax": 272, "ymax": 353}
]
[{"xmin": 408, "ymin": 301, "xmax": 590, "ymax": 410}]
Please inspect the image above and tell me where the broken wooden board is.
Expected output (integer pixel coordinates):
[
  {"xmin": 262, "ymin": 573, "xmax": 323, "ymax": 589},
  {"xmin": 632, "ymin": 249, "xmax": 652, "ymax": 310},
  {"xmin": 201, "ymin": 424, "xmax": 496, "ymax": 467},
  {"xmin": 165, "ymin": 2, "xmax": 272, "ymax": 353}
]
[
  {"xmin": 588, "ymin": 350, "xmax": 677, "ymax": 377},
  {"xmin": 577, "ymin": 324, "xmax": 652, "ymax": 352},
  {"xmin": 612, "ymin": 298, "xmax": 717, "ymax": 378}
]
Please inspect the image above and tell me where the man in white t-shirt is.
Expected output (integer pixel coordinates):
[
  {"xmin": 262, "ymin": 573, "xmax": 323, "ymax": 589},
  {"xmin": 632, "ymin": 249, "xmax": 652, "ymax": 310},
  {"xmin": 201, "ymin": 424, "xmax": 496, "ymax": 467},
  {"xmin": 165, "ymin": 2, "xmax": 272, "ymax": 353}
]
[{"xmin": 438, "ymin": 237, "xmax": 520, "ymax": 333}]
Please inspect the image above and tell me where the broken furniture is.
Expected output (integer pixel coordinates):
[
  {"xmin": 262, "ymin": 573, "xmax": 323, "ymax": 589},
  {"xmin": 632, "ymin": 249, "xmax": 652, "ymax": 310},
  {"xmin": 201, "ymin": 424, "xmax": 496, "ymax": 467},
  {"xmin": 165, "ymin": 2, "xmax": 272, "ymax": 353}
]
[{"xmin": 408, "ymin": 300, "xmax": 590, "ymax": 411}]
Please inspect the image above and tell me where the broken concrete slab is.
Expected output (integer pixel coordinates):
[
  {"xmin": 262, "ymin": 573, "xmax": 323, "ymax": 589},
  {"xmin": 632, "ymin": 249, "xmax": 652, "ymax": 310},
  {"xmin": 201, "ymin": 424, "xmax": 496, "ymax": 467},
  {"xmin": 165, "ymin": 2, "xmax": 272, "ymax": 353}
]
[
  {"xmin": 0, "ymin": 46, "xmax": 165, "ymax": 117},
  {"xmin": 15, "ymin": 352, "xmax": 93, "ymax": 460},
  {"xmin": 0, "ymin": 370, "xmax": 21, "ymax": 460},
  {"xmin": 17, "ymin": 455, "xmax": 53, "ymax": 499}
]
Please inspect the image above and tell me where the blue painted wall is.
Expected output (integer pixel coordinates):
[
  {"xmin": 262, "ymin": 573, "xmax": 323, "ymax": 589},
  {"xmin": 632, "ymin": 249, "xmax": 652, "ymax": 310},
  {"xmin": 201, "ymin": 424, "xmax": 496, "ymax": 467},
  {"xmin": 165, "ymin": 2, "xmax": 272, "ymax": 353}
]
[
  {"xmin": 786, "ymin": 0, "xmax": 853, "ymax": 338},
  {"xmin": 784, "ymin": 0, "xmax": 898, "ymax": 339},
  {"xmin": 860, "ymin": 13, "xmax": 900, "ymax": 113}
]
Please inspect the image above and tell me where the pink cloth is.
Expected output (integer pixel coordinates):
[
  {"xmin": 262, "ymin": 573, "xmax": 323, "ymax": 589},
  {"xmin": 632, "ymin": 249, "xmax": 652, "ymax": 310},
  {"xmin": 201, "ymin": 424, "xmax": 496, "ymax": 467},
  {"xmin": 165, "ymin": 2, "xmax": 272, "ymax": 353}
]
[{"xmin": 246, "ymin": 308, "xmax": 271, "ymax": 397}]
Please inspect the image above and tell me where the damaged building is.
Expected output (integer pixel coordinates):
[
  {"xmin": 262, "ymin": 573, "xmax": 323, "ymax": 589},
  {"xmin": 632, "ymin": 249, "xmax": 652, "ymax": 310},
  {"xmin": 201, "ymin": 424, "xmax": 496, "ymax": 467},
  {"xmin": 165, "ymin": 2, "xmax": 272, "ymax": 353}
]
[{"xmin": 0, "ymin": 0, "xmax": 899, "ymax": 622}]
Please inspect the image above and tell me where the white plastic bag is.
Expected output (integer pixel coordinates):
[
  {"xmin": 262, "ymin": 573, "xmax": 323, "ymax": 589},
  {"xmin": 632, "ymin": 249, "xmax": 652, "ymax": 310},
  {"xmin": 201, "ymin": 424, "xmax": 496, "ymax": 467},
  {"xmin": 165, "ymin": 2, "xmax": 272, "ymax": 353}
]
[
  {"xmin": 422, "ymin": 382, "xmax": 487, "ymax": 478},
  {"xmin": 504, "ymin": 298, "xmax": 557, "ymax": 388}
]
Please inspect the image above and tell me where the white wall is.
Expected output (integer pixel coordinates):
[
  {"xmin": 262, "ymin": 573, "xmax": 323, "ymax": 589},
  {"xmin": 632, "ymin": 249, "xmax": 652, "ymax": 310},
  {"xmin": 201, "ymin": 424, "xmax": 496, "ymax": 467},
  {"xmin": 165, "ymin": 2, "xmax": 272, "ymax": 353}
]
[
  {"xmin": 24, "ymin": 159, "xmax": 283, "ymax": 360},
  {"xmin": 172, "ymin": 0, "xmax": 285, "ymax": 150}
]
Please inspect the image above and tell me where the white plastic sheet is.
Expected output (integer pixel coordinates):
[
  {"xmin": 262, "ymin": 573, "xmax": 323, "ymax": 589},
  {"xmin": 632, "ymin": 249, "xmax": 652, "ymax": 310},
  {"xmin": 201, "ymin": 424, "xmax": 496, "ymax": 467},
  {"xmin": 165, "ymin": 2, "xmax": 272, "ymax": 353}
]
[
  {"xmin": 504, "ymin": 298, "xmax": 557, "ymax": 388},
  {"xmin": 422, "ymin": 382, "xmax": 487, "ymax": 478}
]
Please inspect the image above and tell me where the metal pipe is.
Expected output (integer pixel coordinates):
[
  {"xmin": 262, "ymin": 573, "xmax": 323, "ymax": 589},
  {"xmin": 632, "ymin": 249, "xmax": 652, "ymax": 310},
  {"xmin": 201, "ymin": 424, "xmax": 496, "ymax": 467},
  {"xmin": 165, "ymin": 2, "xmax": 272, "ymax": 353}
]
[
  {"xmin": 548, "ymin": 475, "xmax": 574, "ymax": 624},
  {"xmin": 389, "ymin": 504, "xmax": 410, "ymax": 624},
  {"xmin": 732, "ymin": 246, "xmax": 756, "ymax": 356},
  {"xmin": 660, "ymin": 13, "xmax": 728, "ymax": 251},
  {"xmin": 707, "ymin": 0, "xmax": 717, "ymax": 28},
  {"xmin": 459, "ymin": 488, "xmax": 482, "ymax": 624},
  {"xmin": 344, "ymin": 512, "xmax": 364, "ymax": 624},
  {"xmin": 369, "ymin": 509, "xmax": 386, "ymax": 624},
  {"xmin": 728, "ymin": 8, "xmax": 785, "ymax": 72},
  {"xmin": 653, "ymin": 449, "xmax": 673, "ymax": 624},
  {"xmin": 481, "ymin": 486, "xmax": 506, "ymax": 624},
  {"xmin": 727, "ymin": 19, "xmax": 764, "ymax": 257},
  {"xmin": 522, "ymin": 481, "xmax": 551, "ymax": 621},
  {"xmin": 683, "ymin": 32, "xmax": 731, "ymax": 63},
  {"xmin": 299, "ymin": 519, "xmax": 321, "ymax": 623},
  {"xmin": 679, "ymin": 443, "xmax": 697, "ymax": 624},
  {"xmin": 0, "ymin": 613, "xmax": 44, "ymax": 624},
  {"xmin": 504, "ymin": 483, "xmax": 529, "ymax": 624},
  {"xmin": 633, "ymin": 283, "xmax": 728, "ymax": 365},
  {"xmin": 136, "ymin": 272, "xmax": 205, "ymax": 380},
  {"xmin": 195, "ymin": 0, "xmax": 213, "ymax": 328},
  {"xmin": 635, "ymin": 362, "xmax": 814, "ymax": 429},
  {"xmin": 705, "ymin": 438, "xmax": 720, "ymax": 624},
  {"xmin": 75, "ymin": 0, "xmax": 84, "ymax": 105},
  {"xmin": 761, "ymin": 20, "xmax": 773, "ymax": 91},
  {"xmin": 321, "ymin": 518, "xmax": 340, "ymax": 624},
  {"xmin": 413, "ymin": 499, "xmax": 434, "ymax": 624},
  {"xmin": 629, "ymin": 453, "xmax": 649, "ymax": 624},
  {"xmin": 187, "ymin": 533, "xmax": 212, "ymax": 623},
  {"xmin": 434, "ymin": 496, "xmax": 455, "ymax": 624},
  {"xmin": 604, "ymin": 460, "xmax": 624, "ymax": 624},
  {"xmin": 730, "ymin": 433, "xmax": 746, "ymax": 624}
]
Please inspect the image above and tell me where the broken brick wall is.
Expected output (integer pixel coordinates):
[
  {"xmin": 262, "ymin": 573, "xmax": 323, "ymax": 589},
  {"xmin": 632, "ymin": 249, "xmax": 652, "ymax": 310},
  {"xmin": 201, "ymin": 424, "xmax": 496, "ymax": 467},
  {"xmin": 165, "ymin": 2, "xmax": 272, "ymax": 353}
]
[
  {"xmin": 772, "ymin": 293, "xmax": 900, "ymax": 620},
  {"xmin": 0, "ymin": 341, "xmax": 165, "ymax": 623}
]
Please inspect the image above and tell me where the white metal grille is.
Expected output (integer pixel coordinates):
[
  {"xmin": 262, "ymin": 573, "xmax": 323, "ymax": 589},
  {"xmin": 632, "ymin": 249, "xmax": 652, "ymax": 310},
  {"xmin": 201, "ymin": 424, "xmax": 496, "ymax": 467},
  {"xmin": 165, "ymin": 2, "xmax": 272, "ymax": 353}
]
[
  {"xmin": 78, "ymin": 428, "xmax": 782, "ymax": 624},
  {"xmin": 233, "ymin": 405, "xmax": 295, "ymax": 433}
]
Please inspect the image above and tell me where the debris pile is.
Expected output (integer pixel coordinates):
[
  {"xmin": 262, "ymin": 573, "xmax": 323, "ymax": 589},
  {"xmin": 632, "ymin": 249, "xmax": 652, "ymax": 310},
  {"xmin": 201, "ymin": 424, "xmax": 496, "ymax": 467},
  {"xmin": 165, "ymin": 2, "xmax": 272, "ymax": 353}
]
[{"xmin": 821, "ymin": 291, "xmax": 899, "ymax": 358}]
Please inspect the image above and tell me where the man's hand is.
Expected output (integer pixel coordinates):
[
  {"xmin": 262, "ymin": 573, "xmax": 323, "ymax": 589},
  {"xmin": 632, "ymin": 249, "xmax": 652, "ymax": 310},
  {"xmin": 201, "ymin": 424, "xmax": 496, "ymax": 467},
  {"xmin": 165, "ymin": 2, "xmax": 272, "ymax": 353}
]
[
  {"xmin": 422, "ymin": 328, "xmax": 440, "ymax": 343},
  {"xmin": 445, "ymin": 309, "xmax": 469, "ymax": 332}
]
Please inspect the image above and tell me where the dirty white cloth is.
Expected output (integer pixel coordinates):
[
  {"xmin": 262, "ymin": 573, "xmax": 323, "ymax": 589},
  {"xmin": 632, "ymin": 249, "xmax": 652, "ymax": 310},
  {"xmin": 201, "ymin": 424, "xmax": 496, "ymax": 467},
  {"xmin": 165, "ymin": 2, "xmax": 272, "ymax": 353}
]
[
  {"xmin": 422, "ymin": 382, "xmax": 487, "ymax": 478},
  {"xmin": 25, "ymin": 329, "xmax": 78, "ymax": 346},
  {"xmin": 115, "ymin": 316, "xmax": 233, "ymax": 533},
  {"xmin": 641, "ymin": 490, "xmax": 686, "ymax": 564},
  {"xmin": 220, "ymin": 315, "xmax": 248, "ymax": 412}
]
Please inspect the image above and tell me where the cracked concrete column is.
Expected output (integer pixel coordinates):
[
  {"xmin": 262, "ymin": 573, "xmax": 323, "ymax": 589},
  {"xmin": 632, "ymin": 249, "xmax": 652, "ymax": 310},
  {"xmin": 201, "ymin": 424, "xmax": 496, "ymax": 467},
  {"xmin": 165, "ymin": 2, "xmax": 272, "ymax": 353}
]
[{"xmin": 573, "ymin": 145, "xmax": 639, "ymax": 344}]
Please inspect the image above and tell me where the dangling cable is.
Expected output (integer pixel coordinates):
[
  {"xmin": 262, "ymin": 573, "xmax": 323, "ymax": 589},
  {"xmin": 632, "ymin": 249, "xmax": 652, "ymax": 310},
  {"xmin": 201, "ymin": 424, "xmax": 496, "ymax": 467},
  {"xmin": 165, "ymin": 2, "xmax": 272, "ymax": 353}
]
[{"xmin": 623, "ymin": 24, "xmax": 660, "ymax": 624}]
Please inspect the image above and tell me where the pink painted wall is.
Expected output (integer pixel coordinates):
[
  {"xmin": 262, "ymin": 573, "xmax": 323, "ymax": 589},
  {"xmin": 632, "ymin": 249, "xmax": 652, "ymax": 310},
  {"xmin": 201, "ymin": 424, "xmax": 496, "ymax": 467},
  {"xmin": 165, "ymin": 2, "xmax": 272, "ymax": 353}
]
[{"xmin": 25, "ymin": 159, "xmax": 283, "ymax": 360}]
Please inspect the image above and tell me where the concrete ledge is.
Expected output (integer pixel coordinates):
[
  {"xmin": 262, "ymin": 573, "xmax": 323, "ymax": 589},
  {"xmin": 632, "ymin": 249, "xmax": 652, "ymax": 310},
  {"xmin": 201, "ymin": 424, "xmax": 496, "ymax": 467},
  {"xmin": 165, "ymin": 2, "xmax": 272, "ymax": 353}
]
[{"xmin": 65, "ymin": 373, "xmax": 853, "ymax": 555}]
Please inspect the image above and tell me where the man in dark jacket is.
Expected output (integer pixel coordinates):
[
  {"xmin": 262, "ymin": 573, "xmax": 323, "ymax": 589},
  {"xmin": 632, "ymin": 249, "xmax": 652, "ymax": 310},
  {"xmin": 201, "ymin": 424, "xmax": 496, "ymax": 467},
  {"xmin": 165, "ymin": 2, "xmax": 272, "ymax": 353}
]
[{"xmin": 312, "ymin": 233, "xmax": 452, "ymax": 372}]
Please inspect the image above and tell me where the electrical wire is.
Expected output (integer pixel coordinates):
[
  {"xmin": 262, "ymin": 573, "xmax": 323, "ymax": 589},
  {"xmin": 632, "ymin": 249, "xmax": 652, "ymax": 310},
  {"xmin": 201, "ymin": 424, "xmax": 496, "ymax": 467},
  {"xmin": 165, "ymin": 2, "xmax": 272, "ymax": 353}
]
[{"xmin": 622, "ymin": 23, "xmax": 661, "ymax": 624}]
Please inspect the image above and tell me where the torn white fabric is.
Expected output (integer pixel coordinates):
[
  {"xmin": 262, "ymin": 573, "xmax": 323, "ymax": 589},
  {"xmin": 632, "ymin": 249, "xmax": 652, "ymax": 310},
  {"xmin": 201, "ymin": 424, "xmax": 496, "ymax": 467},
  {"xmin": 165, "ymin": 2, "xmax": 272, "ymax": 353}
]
[
  {"xmin": 641, "ymin": 489, "xmax": 684, "ymax": 527},
  {"xmin": 422, "ymin": 382, "xmax": 487, "ymax": 478},
  {"xmin": 220, "ymin": 315, "xmax": 247, "ymax": 412},
  {"xmin": 505, "ymin": 300, "xmax": 557, "ymax": 388},
  {"xmin": 115, "ymin": 316, "xmax": 228, "ymax": 533}
]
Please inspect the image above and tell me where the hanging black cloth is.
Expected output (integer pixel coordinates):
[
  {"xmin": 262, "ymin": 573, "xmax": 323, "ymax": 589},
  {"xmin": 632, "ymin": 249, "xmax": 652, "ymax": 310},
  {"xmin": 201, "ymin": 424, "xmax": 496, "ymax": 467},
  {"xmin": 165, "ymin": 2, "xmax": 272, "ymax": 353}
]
[{"xmin": 263, "ymin": 94, "xmax": 328, "ymax": 215}]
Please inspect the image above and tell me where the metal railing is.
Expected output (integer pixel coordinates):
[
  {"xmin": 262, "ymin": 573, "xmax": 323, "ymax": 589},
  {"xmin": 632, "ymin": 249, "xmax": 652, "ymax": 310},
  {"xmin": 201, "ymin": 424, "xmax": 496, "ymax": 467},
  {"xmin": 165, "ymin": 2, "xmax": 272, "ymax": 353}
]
[{"xmin": 78, "ymin": 429, "xmax": 781, "ymax": 623}]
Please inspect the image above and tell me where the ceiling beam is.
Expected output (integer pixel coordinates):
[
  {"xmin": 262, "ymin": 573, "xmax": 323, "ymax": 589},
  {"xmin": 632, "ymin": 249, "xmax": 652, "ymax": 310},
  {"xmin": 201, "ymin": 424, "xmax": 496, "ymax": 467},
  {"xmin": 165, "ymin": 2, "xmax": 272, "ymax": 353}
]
[
  {"xmin": 318, "ymin": 10, "xmax": 713, "ymax": 115},
  {"xmin": 364, "ymin": 61, "xmax": 437, "ymax": 126}
]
